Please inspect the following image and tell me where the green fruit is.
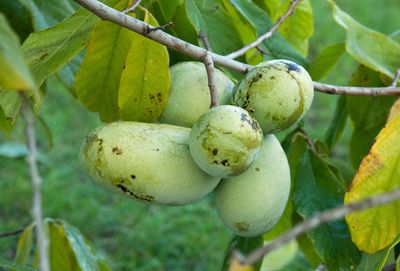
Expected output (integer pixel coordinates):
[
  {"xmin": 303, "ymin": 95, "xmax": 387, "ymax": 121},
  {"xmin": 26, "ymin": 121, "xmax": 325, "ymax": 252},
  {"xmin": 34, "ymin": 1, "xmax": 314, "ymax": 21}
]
[
  {"xmin": 189, "ymin": 105, "xmax": 263, "ymax": 178},
  {"xmin": 233, "ymin": 59, "xmax": 314, "ymax": 134},
  {"xmin": 215, "ymin": 134, "xmax": 290, "ymax": 237},
  {"xmin": 79, "ymin": 122, "xmax": 220, "ymax": 206},
  {"xmin": 159, "ymin": 61, "xmax": 234, "ymax": 127}
]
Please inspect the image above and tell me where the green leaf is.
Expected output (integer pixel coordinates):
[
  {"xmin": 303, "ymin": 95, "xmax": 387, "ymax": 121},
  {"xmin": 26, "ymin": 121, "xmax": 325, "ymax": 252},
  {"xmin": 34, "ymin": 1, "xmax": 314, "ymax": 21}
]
[
  {"xmin": 355, "ymin": 235, "xmax": 400, "ymax": 271},
  {"xmin": 347, "ymin": 65, "xmax": 396, "ymax": 167},
  {"xmin": 221, "ymin": 235, "xmax": 263, "ymax": 271},
  {"xmin": 0, "ymin": 90, "xmax": 22, "ymax": 133},
  {"xmin": 22, "ymin": 0, "xmax": 118, "ymax": 87},
  {"xmin": 324, "ymin": 95, "xmax": 348, "ymax": 150},
  {"xmin": 46, "ymin": 219, "xmax": 111, "ymax": 271},
  {"xmin": 0, "ymin": 0, "xmax": 34, "ymax": 41},
  {"xmin": 154, "ymin": 0, "xmax": 183, "ymax": 22},
  {"xmin": 260, "ymin": 0, "xmax": 314, "ymax": 56},
  {"xmin": 0, "ymin": 14, "xmax": 35, "ymax": 91},
  {"xmin": 75, "ymin": 0, "xmax": 132, "ymax": 122},
  {"xmin": 225, "ymin": 0, "xmax": 307, "ymax": 66},
  {"xmin": 0, "ymin": 143, "xmax": 28, "ymax": 158},
  {"xmin": 15, "ymin": 224, "xmax": 35, "ymax": 265},
  {"xmin": 0, "ymin": 260, "xmax": 36, "ymax": 271},
  {"xmin": 220, "ymin": 0, "xmax": 261, "ymax": 64},
  {"xmin": 308, "ymin": 43, "xmax": 345, "ymax": 81},
  {"xmin": 118, "ymin": 10, "xmax": 170, "ymax": 122},
  {"xmin": 330, "ymin": 1, "xmax": 400, "ymax": 78},
  {"xmin": 345, "ymin": 113, "xmax": 400, "ymax": 253},
  {"xmin": 185, "ymin": 0, "xmax": 244, "ymax": 55},
  {"xmin": 294, "ymin": 151, "xmax": 361, "ymax": 270}
]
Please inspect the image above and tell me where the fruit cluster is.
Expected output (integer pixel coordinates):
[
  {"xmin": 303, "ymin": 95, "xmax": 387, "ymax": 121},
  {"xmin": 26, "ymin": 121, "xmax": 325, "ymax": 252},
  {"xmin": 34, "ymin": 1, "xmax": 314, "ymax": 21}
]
[{"xmin": 79, "ymin": 60, "xmax": 314, "ymax": 237}]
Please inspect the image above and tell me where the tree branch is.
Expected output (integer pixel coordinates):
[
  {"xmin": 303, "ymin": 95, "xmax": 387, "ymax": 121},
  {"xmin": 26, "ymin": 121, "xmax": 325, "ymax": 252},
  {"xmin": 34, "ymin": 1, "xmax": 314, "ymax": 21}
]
[
  {"xmin": 226, "ymin": 0, "xmax": 302, "ymax": 59},
  {"xmin": 241, "ymin": 187, "xmax": 400, "ymax": 265},
  {"xmin": 122, "ymin": 0, "xmax": 142, "ymax": 14},
  {"xmin": 0, "ymin": 228, "xmax": 24, "ymax": 238},
  {"xmin": 74, "ymin": 0, "xmax": 400, "ymax": 96},
  {"xmin": 391, "ymin": 66, "xmax": 400, "ymax": 87},
  {"xmin": 21, "ymin": 98, "xmax": 50, "ymax": 271},
  {"xmin": 199, "ymin": 32, "xmax": 219, "ymax": 108}
]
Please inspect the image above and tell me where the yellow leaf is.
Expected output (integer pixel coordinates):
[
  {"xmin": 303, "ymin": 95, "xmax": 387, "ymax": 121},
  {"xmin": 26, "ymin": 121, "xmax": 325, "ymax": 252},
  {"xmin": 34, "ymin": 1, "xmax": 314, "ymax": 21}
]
[
  {"xmin": 345, "ymin": 114, "xmax": 400, "ymax": 253},
  {"xmin": 229, "ymin": 258, "xmax": 254, "ymax": 271},
  {"xmin": 118, "ymin": 9, "xmax": 170, "ymax": 122},
  {"xmin": 387, "ymin": 98, "xmax": 400, "ymax": 123}
]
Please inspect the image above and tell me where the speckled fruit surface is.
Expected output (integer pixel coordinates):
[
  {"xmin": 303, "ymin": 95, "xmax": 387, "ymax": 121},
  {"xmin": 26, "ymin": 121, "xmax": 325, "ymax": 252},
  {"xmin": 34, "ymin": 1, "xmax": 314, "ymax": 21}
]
[
  {"xmin": 215, "ymin": 134, "xmax": 290, "ymax": 237},
  {"xmin": 189, "ymin": 105, "xmax": 263, "ymax": 178},
  {"xmin": 233, "ymin": 59, "xmax": 314, "ymax": 134},
  {"xmin": 79, "ymin": 122, "xmax": 220, "ymax": 206},
  {"xmin": 159, "ymin": 61, "xmax": 234, "ymax": 127}
]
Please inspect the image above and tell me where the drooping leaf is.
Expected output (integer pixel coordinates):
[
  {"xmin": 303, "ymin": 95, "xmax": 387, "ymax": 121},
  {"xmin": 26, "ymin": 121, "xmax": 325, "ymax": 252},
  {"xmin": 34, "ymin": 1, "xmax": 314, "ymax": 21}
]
[
  {"xmin": 0, "ymin": 90, "xmax": 22, "ymax": 133},
  {"xmin": 355, "ymin": 235, "xmax": 400, "ymax": 271},
  {"xmin": 118, "ymin": 10, "xmax": 171, "ymax": 122},
  {"xmin": 22, "ymin": 0, "xmax": 118, "ymax": 87},
  {"xmin": 224, "ymin": 0, "xmax": 307, "ymax": 66},
  {"xmin": 345, "ymin": 114, "xmax": 400, "ymax": 253},
  {"xmin": 330, "ymin": 1, "xmax": 400, "ymax": 78},
  {"xmin": 261, "ymin": 0, "xmax": 314, "ymax": 56},
  {"xmin": 15, "ymin": 223, "xmax": 35, "ymax": 265},
  {"xmin": 46, "ymin": 219, "xmax": 111, "ymax": 271},
  {"xmin": 220, "ymin": 0, "xmax": 261, "ymax": 64},
  {"xmin": 294, "ymin": 151, "xmax": 361, "ymax": 271},
  {"xmin": 0, "ymin": 0, "xmax": 34, "ymax": 41},
  {"xmin": 388, "ymin": 98, "xmax": 400, "ymax": 123},
  {"xmin": 0, "ymin": 14, "xmax": 35, "ymax": 92},
  {"xmin": 309, "ymin": 43, "xmax": 345, "ymax": 81},
  {"xmin": 324, "ymin": 95, "xmax": 348, "ymax": 150},
  {"xmin": 347, "ymin": 65, "xmax": 396, "ymax": 167},
  {"xmin": 0, "ymin": 261, "xmax": 36, "ymax": 271},
  {"xmin": 185, "ymin": 0, "xmax": 244, "ymax": 55},
  {"xmin": 221, "ymin": 235, "xmax": 263, "ymax": 271},
  {"xmin": 75, "ymin": 0, "xmax": 132, "ymax": 122}
]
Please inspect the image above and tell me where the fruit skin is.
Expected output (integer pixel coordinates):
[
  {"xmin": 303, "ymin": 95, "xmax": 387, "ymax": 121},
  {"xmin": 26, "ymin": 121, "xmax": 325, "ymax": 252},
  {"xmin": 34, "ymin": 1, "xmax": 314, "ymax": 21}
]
[
  {"xmin": 215, "ymin": 134, "xmax": 290, "ymax": 237},
  {"xmin": 159, "ymin": 61, "xmax": 234, "ymax": 127},
  {"xmin": 233, "ymin": 59, "xmax": 314, "ymax": 134},
  {"xmin": 79, "ymin": 122, "xmax": 220, "ymax": 206},
  {"xmin": 189, "ymin": 105, "xmax": 263, "ymax": 178}
]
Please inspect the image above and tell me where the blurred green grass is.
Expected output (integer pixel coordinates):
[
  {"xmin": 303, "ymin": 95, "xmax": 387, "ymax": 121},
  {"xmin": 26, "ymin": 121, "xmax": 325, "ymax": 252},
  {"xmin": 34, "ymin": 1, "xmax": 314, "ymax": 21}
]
[{"xmin": 1, "ymin": 1, "xmax": 399, "ymax": 270}]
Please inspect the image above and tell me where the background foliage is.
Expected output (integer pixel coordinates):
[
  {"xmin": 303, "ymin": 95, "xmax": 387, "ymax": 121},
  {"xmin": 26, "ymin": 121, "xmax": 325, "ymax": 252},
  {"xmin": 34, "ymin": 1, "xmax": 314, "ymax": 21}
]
[{"xmin": 0, "ymin": 0, "xmax": 400, "ymax": 270}]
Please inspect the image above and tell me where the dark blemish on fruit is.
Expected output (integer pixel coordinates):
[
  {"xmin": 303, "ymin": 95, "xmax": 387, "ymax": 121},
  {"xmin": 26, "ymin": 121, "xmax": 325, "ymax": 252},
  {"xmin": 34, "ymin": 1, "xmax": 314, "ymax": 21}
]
[
  {"xmin": 284, "ymin": 61, "xmax": 300, "ymax": 72},
  {"xmin": 249, "ymin": 72, "xmax": 263, "ymax": 87},
  {"xmin": 240, "ymin": 112, "xmax": 262, "ymax": 132},
  {"xmin": 212, "ymin": 149, "xmax": 218, "ymax": 155},
  {"xmin": 255, "ymin": 167, "xmax": 260, "ymax": 172},
  {"xmin": 39, "ymin": 52, "xmax": 48, "ymax": 60},
  {"xmin": 221, "ymin": 159, "xmax": 229, "ymax": 166},
  {"xmin": 116, "ymin": 184, "xmax": 154, "ymax": 202},
  {"xmin": 270, "ymin": 76, "xmax": 275, "ymax": 80},
  {"xmin": 130, "ymin": 175, "xmax": 136, "ymax": 180},
  {"xmin": 117, "ymin": 184, "xmax": 132, "ymax": 195},
  {"xmin": 213, "ymin": 160, "xmax": 218, "ymax": 164},
  {"xmin": 234, "ymin": 221, "xmax": 250, "ymax": 232},
  {"xmin": 112, "ymin": 147, "xmax": 122, "ymax": 155}
]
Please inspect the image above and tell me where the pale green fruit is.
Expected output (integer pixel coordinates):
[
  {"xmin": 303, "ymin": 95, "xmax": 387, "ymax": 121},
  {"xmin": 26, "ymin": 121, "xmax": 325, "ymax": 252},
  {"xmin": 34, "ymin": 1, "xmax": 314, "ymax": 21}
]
[
  {"xmin": 215, "ymin": 134, "xmax": 290, "ymax": 237},
  {"xmin": 189, "ymin": 105, "xmax": 263, "ymax": 178},
  {"xmin": 79, "ymin": 122, "xmax": 220, "ymax": 206},
  {"xmin": 233, "ymin": 59, "xmax": 314, "ymax": 134},
  {"xmin": 159, "ymin": 61, "xmax": 234, "ymax": 127}
]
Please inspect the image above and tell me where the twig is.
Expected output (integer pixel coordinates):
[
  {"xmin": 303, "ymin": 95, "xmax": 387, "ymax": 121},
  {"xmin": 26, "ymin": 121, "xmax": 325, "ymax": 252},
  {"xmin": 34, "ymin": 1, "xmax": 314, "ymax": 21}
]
[
  {"xmin": 74, "ymin": 0, "xmax": 400, "ymax": 96},
  {"xmin": 122, "ymin": 0, "xmax": 142, "ymax": 14},
  {"xmin": 382, "ymin": 262, "xmax": 396, "ymax": 271},
  {"xmin": 298, "ymin": 127, "xmax": 316, "ymax": 152},
  {"xmin": 144, "ymin": 22, "xmax": 176, "ymax": 34},
  {"xmin": 313, "ymin": 82, "xmax": 400, "ymax": 96},
  {"xmin": 0, "ymin": 228, "xmax": 24, "ymax": 238},
  {"xmin": 391, "ymin": 66, "xmax": 400, "ymax": 87},
  {"xmin": 21, "ymin": 98, "xmax": 50, "ymax": 271},
  {"xmin": 199, "ymin": 32, "xmax": 218, "ymax": 108},
  {"xmin": 226, "ymin": 0, "xmax": 302, "ymax": 59},
  {"xmin": 242, "ymin": 187, "xmax": 400, "ymax": 265}
]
